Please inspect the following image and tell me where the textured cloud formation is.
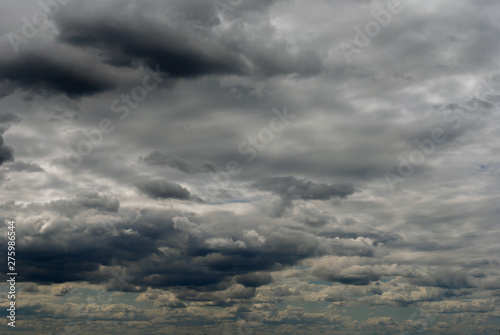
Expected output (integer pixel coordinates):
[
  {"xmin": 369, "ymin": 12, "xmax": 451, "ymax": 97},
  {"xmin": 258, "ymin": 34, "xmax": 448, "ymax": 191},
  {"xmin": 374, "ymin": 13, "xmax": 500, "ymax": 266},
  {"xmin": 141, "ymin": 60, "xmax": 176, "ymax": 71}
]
[
  {"xmin": 0, "ymin": 0, "xmax": 499, "ymax": 334},
  {"xmin": 55, "ymin": 11, "xmax": 248, "ymax": 76},
  {"xmin": 0, "ymin": 52, "xmax": 116, "ymax": 98},
  {"xmin": 254, "ymin": 176, "xmax": 357, "ymax": 215}
]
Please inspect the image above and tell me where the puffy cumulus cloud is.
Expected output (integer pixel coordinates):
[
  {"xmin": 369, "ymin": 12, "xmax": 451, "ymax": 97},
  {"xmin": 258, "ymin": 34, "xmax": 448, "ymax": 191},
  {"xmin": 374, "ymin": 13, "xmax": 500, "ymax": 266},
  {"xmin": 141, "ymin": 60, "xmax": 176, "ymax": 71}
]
[
  {"xmin": 303, "ymin": 285, "xmax": 348, "ymax": 303},
  {"xmin": 363, "ymin": 316, "xmax": 397, "ymax": 327},
  {"xmin": 419, "ymin": 299, "xmax": 496, "ymax": 314},
  {"xmin": 137, "ymin": 289, "xmax": 186, "ymax": 308},
  {"xmin": 358, "ymin": 281, "xmax": 443, "ymax": 307},
  {"xmin": 308, "ymin": 256, "xmax": 417, "ymax": 285},
  {"xmin": 172, "ymin": 215, "xmax": 200, "ymax": 233},
  {"xmin": 254, "ymin": 304, "xmax": 357, "ymax": 328},
  {"xmin": 313, "ymin": 236, "xmax": 379, "ymax": 258},
  {"xmin": 0, "ymin": 206, "xmax": 276, "ymax": 289},
  {"xmin": 292, "ymin": 202, "xmax": 335, "ymax": 226},
  {"xmin": 243, "ymin": 229, "xmax": 266, "ymax": 246},
  {"xmin": 51, "ymin": 284, "xmax": 73, "ymax": 296},
  {"xmin": 0, "ymin": 199, "xmax": 399, "ymax": 300}
]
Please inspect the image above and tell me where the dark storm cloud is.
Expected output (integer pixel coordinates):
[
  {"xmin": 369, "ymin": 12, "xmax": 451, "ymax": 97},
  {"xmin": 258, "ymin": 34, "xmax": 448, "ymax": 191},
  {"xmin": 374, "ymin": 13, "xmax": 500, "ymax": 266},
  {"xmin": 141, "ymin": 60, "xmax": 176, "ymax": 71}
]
[
  {"xmin": 8, "ymin": 207, "xmax": 180, "ymax": 284},
  {"xmin": 52, "ymin": 0, "xmax": 323, "ymax": 79},
  {"xmin": 55, "ymin": 14, "xmax": 249, "ymax": 78},
  {"xmin": 135, "ymin": 179, "xmax": 192, "ymax": 200},
  {"xmin": 0, "ymin": 135, "xmax": 14, "ymax": 165},
  {"xmin": 0, "ymin": 52, "xmax": 115, "ymax": 98},
  {"xmin": 235, "ymin": 272, "xmax": 273, "ymax": 287},
  {"xmin": 1, "ymin": 203, "xmax": 378, "ymax": 290}
]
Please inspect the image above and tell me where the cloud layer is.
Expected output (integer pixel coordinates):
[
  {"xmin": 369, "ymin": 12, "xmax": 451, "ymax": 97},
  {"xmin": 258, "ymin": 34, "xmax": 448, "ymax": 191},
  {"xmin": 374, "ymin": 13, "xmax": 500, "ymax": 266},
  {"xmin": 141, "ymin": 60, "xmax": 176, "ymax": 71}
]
[{"xmin": 0, "ymin": 0, "xmax": 499, "ymax": 334}]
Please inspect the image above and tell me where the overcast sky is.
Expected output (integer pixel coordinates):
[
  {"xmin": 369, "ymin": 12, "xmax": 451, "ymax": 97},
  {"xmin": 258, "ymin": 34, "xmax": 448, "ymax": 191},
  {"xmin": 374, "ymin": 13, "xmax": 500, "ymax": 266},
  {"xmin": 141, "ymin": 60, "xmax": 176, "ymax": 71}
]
[{"xmin": 0, "ymin": 0, "xmax": 499, "ymax": 334}]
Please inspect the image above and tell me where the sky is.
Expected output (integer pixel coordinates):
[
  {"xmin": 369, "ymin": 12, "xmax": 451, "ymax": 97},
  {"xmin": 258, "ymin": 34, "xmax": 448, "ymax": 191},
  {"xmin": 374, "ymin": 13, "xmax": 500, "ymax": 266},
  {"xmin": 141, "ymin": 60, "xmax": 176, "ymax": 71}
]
[{"xmin": 0, "ymin": 0, "xmax": 499, "ymax": 334}]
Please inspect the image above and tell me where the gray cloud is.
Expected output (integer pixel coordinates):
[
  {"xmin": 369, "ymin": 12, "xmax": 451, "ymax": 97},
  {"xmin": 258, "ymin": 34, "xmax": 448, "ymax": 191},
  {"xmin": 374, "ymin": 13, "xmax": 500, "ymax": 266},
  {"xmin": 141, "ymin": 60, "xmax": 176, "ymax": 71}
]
[
  {"xmin": 0, "ymin": 135, "xmax": 14, "ymax": 165},
  {"xmin": 141, "ymin": 151, "xmax": 195, "ymax": 173},
  {"xmin": 0, "ymin": 0, "xmax": 499, "ymax": 333},
  {"xmin": 254, "ymin": 176, "xmax": 357, "ymax": 215},
  {"xmin": 55, "ymin": 11, "xmax": 249, "ymax": 78},
  {"xmin": 0, "ymin": 52, "xmax": 116, "ymax": 98},
  {"xmin": 0, "ymin": 112, "xmax": 21, "ymax": 134},
  {"xmin": 73, "ymin": 190, "xmax": 120, "ymax": 212},
  {"xmin": 6, "ymin": 160, "xmax": 44, "ymax": 172},
  {"xmin": 235, "ymin": 272, "xmax": 273, "ymax": 287},
  {"xmin": 135, "ymin": 179, "xmax": 192, "ymax": 200}
]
